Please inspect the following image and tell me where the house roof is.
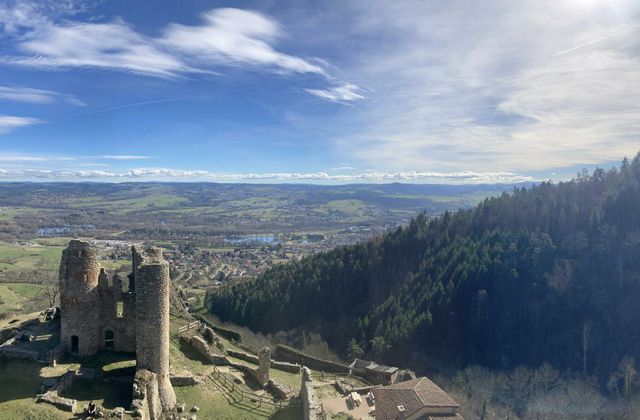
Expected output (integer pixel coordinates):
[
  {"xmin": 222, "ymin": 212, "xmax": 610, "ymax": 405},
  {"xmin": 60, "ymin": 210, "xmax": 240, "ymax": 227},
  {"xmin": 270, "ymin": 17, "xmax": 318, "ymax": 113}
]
[
  {"xmin": 372, "ymin": 377, "xmax": 459, "ymax": 420},
  {"xmin": 369, "ymin": 364, "xmax": 399, "ymax": 374},
  {"xmin": 350, "ymin": 358, "xmax": 374, "ymax": 370},
  {"xmin": 349, "ymin": 358, "xmax": 399, "ymax": 374}
]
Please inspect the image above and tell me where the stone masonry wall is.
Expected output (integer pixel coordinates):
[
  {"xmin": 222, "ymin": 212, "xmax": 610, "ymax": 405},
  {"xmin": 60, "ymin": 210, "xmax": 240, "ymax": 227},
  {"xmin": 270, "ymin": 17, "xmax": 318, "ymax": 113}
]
[
  {"xmin": 276, "ymin": 344, "xmax": 349, "ymax": 374},
  {"xmin": 301, "ymin": 367, "xmax": 320, "ymax": 420},
  {"xmin": 59, "ymin": 240, "xmax": 101, "ymax": 356},
  {"xmin": 98, "ymin": 271, "xmax": 136, "ymax": 353},
  {"xmin": 134, "ymin": 246, "xmax": 176, "ymax": 413}
]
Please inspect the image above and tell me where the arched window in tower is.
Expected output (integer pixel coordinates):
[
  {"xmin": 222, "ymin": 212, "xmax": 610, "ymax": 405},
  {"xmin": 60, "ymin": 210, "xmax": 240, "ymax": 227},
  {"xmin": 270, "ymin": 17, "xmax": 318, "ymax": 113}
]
[{"xmin": 116, "ymin": 301, "xmax": 124, "ymax": 318}]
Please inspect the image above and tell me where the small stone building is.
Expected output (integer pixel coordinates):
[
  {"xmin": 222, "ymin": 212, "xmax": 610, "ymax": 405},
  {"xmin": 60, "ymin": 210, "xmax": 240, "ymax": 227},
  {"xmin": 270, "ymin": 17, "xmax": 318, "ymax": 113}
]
[
  {"xmin": 59, "ymin": 240, "xmax": 176, "ymax": 416},
  {"xmin": 348, "ymin": 358, "xmax": 399, "ymax": 385}
]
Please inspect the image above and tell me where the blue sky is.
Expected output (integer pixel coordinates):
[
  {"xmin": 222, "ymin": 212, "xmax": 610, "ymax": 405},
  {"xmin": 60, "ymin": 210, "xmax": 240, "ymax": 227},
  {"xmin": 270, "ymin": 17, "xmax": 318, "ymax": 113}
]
[{"xmin": 0, "ymin": 0, "xmax": 638, "ymax": 183}]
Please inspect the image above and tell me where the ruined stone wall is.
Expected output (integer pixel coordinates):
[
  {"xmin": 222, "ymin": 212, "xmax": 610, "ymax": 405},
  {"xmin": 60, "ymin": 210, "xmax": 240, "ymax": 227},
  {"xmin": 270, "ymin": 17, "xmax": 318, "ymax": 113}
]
[
  {"xmin": 258, "ymin": 347, "xmax": 271, "ymax": 387},
  {"xmin": 134, "ymin": 246, "xmax": 176, "ymax": 413},
  {"xmin": 131, "ymin": 368, "xmax": 159, "ymax": 419},
  {"xmin": 59, "ymin": 240, "xmax": 101, "ymax": 356},
  {"xmin": 98, "ymin": 271, "xmax": 136, "ymax": 353},
  {"xmin": 301, "ymin": 367, "xmax": 320, "ymax": 420},
  {"xmin": 276, "ymin": 344, "xmax": 349, "ymax": 374}
]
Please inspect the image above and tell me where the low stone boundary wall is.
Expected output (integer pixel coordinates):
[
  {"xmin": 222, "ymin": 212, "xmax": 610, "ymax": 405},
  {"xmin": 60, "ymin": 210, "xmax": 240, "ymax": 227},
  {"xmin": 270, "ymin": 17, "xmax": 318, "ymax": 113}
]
[
  {"xmin": 267, "ymin": 379, "xmax": 295, "ymax": 400},
  {"xmin": 0, "ymin": 343, "xmax": 40, "ymax": 361},
  {"xmin": 37, "ymin": 370, "xmax": 77, "ymax": 412},
  {"xmin": 170, "ymin": 370, "xmax": 202, "ymax": 387},
  {"xmin": 301, "ymin": 367, "xmax": 323, "ymax": 420},
  {"xmin": 276, "ymin": 344, "xmax": 349, "ymax": 374},
  {"xmin": 228, "ymin": 349, "xmax": 259, "ymax": 364},
  {"xmin": 272, "ymin": 360, "xmax": 301, "ymax": 373}
]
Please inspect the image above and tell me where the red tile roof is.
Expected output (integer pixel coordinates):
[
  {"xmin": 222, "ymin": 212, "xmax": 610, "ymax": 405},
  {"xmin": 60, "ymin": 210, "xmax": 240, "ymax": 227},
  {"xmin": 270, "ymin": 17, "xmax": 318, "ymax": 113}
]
[{"xmin": 372, "ymin": 377, "xmax": 460, "ymax": 419}]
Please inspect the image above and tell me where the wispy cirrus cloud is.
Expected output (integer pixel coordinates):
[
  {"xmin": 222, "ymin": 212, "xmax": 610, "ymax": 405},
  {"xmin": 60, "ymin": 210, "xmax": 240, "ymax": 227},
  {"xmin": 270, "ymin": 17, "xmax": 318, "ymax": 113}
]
[
  {"xmin": 0, "ymin": 85, "xmax": 84, "ymax": 105},
  {"xmin": 88, "ymin": 155, "xmax": 154, "ymax": 160},
  {"xmin": 306, "ymin": 83, "xmax": 364, "ymax": 103},
  {"xmin": 9, "ymin": 20, "xmax": 194, "ymax": 78},
  {"xmin": 0, "ymin": 115, "xmax": 42, "ymax": 134},
  {"xmin": 318, "ymin": 0, "xmax": 640, "ymax": 172},
  {"xmin": 160, "ymin": 8, "xmax": 326, "ymax": 76},
  {"xmin": 2, "ymin": 6, "xmax": 326, "ymax": 79},
  {"xmin": 0, "ymin": 0, "xmax": 94, "ymax": 35},
  {"xmin": 0, "ymin": 153, "xmax": 152, "ymax": 163},
  {"xmin": 0, "ymin": 4, "xmax": 361, "ymax": 101},
  {"xmin": 0, "ymin": 154, "xmax": 74, "ymax": 162}
]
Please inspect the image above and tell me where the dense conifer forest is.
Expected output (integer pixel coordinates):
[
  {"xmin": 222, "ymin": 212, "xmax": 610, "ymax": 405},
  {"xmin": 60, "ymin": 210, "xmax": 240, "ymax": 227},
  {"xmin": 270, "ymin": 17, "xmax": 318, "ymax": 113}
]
[{"xmin": 210, "ymin": 153, "xmax": 640, "ymax": 381}]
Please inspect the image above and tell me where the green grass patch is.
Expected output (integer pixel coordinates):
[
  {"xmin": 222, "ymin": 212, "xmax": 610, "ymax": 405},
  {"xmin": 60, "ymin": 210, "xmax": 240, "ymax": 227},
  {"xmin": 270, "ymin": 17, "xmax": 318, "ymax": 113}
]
[
  {"xmin": 6, "ymin": 283, "xmax": 44, "ymax": 299},
  {"xmin": 0, "ymin": 242, "xmax": 63, "ymax": 272},
  {"xmin": 0, "ymin": 359, "xmax": 68, "ymax": 420},
  {"xmin": 0, "ymin": 284, "xmax": 22, "ymax": 313}
]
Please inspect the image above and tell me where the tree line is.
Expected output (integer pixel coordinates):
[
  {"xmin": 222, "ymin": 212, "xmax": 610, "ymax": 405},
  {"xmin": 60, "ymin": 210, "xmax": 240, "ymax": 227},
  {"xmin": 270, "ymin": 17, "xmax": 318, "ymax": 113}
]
[{"xmin": 209, "ymin": 153, "xmax": 640, "ymax": 383}]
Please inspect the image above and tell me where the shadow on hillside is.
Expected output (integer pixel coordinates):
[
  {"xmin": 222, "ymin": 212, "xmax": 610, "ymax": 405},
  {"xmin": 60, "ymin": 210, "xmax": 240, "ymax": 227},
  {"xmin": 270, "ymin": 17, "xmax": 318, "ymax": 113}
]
[
  {"xmin": 0, "ymin": 359, "xmax": 46, "ymax": 404},
  {"xmin": 61, "ymin": 378, "xmax": 132, "ymax": 409},
  {"xmin": 59, "ymin": 351, "xmax": 136, "ymax": 409}
]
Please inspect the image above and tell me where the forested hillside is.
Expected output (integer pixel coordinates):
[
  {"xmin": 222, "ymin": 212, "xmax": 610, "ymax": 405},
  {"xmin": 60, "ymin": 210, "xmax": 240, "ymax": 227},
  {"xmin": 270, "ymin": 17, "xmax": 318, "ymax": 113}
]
[{"xmin": 210, "ymin": 154, "xmax": 640, "ymax": 380}]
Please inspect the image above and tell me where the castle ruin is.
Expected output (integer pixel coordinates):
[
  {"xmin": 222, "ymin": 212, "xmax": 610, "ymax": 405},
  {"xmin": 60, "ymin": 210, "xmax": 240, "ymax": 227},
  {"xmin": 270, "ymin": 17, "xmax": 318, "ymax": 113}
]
[{"xmin": 59, "ymin": 240, "xmax": 176, "ymax": 418}]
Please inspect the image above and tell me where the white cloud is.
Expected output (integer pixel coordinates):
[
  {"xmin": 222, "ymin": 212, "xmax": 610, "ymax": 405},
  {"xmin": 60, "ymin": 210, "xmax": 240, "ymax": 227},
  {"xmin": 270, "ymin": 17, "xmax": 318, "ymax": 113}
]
[
  {"xmin": 0, "ymin": 167, "xmax": 533, "ymax": 184},
  {"xmin": 306, "ymin": 83, "xmax": 364, "ymax": 102},
  {"xmin": 304, "ymin": 0, "xmax": 640, "ymax": 172},
  {"xmin": 0, "ymin": 115, "xmax": 42, "ymax": 134},
  {"xmin": 0, "ymin": 0, "xmax": 99, "ymax": 35},
  {"xmin": 88, "ymin": 155, "xmax": 154, "ymax": 160},
  {"xmin": 0, "ymin": 154, "xmax": 74, "ymax": 162},
  {"xmin": 0, "ymin": 85, "xmax": 84, "ymax": 105},
  {"xmin": 2, "ymin": 7, "xmax": 326, "ymax": 79},
  {"xmin": 160, "ymin": 8, "xmax": 326, "ymax": 76},
  {"xmin": 0, "ymin": 5, "xmax": 357, "ymax": 100},
  {"xmin": 10, "ymin": 20, "xmax": 194, "ymax": 78},
  {"xmin": 0, "ymin": 153, "xmax": 152, "ymax": 162}
]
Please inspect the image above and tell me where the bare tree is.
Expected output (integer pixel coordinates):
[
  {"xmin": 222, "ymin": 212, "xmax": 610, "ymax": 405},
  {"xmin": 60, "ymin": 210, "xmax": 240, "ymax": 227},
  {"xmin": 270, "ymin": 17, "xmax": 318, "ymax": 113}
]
[{"xmin": 35, "ymin": 258, "xmax": 59, "ymax": 308}]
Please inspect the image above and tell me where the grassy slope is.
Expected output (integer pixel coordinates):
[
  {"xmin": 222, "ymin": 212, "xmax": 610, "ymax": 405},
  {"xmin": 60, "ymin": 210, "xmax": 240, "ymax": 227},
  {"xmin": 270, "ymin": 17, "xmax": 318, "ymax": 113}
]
[
  {"xmin": 0, "ymin": 360, "xmax": 67, "ymax": 420},
  {"xmin": 0, "ymin": 284, "xmax": 44, "ymax": 314}
]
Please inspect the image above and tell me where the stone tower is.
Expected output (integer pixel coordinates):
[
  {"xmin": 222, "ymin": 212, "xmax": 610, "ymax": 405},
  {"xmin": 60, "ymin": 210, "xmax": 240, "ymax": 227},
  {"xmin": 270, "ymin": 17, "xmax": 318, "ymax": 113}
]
[
  {"xmin": 258, "ymin": 346, "xmax": 271, "ymax": 387},
  {"xmin": 59, "ymin": 240, "xmax": 101, "ymax": 356},
  {"xmin": 132, "ymin": 246, "xmax": 176, "ymax": 413}
]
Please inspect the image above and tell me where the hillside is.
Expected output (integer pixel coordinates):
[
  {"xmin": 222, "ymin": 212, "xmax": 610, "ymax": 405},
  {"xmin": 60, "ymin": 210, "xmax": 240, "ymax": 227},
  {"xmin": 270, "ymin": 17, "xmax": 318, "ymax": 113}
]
[{"xmin": 210, "ymin": 153, "xmax": 640, "ymax": 381}]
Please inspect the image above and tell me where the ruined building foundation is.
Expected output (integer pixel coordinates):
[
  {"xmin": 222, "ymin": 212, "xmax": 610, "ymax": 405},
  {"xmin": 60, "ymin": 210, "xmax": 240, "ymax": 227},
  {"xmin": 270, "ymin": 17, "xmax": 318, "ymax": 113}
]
[{"xmin": 59, "ymin": 240, "xmax": 176, "ymax": 418}]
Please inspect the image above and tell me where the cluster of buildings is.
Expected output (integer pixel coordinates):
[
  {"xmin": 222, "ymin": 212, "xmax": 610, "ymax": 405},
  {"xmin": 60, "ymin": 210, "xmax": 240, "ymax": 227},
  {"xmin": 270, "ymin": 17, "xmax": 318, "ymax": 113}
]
[{"xmin": 345, "ymin": 359, "xmax": 463, "ymax": 420}]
